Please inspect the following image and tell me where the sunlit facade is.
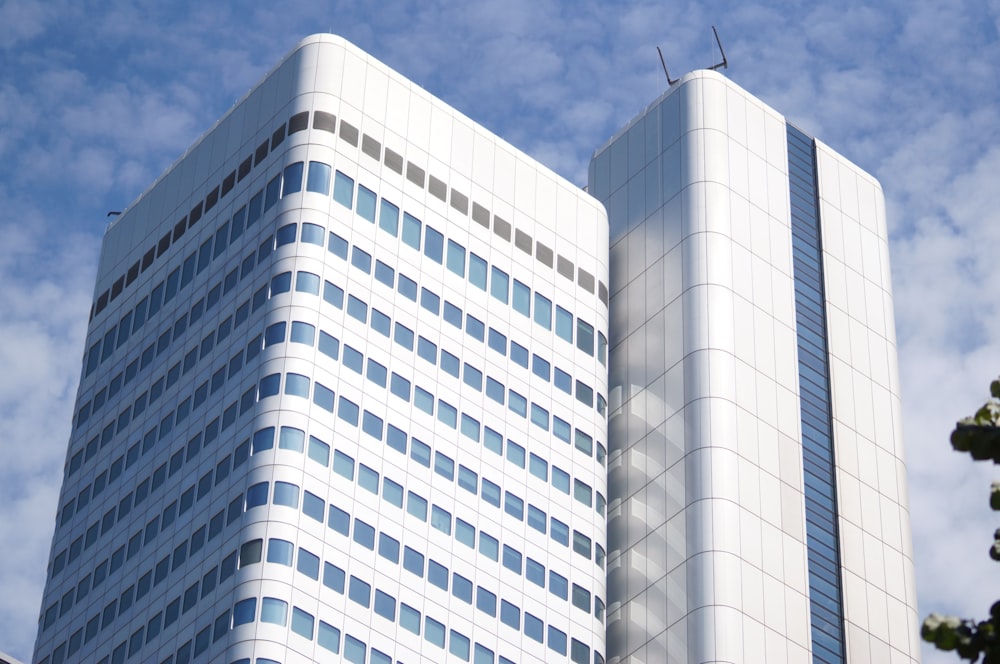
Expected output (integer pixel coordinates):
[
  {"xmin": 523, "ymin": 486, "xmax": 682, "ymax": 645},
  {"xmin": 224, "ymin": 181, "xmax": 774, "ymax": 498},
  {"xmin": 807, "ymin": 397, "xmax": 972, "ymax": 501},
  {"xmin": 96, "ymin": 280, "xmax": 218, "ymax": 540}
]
[
  {"xmin": 590, "ymin": 70, "xmax": 920, "ymax": 663},
  {"xmin": 34, "ymin": 34, "xmax": 609, "ymax": 664}
]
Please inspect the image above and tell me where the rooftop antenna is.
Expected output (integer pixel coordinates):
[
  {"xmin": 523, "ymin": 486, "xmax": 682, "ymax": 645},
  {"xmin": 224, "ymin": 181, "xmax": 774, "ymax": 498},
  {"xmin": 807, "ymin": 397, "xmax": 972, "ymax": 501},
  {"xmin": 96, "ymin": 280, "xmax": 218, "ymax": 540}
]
[
  {"xmin": 656, "ymin": 46, "xmax": 678, "ymax": 86},
  {"xmin": 708, "ymin": 25, "xmax": 728, "ymax": 71}
]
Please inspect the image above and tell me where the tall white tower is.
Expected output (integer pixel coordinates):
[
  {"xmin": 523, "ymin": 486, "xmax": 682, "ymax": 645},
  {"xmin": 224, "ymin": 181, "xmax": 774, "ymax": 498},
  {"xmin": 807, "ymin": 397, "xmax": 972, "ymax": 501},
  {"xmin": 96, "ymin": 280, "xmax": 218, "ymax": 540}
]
[
  {"xmin": 589, "ymin": 70, "xmax": 919, "ymax": 663},
  {"xmin": 34, "ymin": 35, "xmax": 609, "ymax": 664}
]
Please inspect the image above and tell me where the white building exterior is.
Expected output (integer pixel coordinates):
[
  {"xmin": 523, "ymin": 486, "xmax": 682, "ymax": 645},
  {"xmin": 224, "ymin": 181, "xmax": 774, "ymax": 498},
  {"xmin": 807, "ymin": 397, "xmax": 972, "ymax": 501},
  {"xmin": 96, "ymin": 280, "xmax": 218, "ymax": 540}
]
[
  {"xmin": 589, "ymin": 70, "xmax": 919, "ymax": 663},
  {"xmin": 34, "ymin": 35, "xmax": 609, "ymax": 664}
]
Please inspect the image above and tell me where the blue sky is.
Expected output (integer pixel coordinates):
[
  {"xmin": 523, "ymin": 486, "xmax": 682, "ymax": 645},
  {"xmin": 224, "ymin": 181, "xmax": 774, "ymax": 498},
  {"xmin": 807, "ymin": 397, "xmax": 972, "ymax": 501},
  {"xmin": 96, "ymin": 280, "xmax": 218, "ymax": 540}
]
[{"xmin": 1, "ymin": 0, "xmax": 998, "ymax": 661}]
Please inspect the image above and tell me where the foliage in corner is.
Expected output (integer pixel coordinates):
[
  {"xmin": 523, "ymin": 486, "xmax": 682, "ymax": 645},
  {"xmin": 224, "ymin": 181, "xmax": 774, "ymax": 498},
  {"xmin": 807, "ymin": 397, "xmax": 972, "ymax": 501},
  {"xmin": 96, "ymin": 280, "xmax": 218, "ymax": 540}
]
[{"xmin": 921, "ymin": 378, "xmax": 1000, "ymax": 663}]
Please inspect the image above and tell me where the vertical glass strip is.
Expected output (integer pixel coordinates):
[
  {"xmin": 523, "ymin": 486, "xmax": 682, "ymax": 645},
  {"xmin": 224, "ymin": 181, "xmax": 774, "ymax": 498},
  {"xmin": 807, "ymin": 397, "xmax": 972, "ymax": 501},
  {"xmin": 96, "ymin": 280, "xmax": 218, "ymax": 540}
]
[{"xmin": 786, "ymin": 123, "xmax": 846, "ymax": 663}]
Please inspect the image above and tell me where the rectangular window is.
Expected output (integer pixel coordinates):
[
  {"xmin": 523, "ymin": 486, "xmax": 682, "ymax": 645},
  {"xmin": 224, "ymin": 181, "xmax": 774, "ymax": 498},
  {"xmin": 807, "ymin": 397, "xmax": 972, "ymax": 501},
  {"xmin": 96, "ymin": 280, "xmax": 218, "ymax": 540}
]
[
  {"xmin": 446, "ymin": 240, "xmax": 465, "ymax": 276},
  {"xmin": 306, "ymin": 161, "xmax": 331, "ymax": 194},
  {"xmin": 357, "ymin": 185, "xmax": 377, "ymax": 222},
  {"xmin": 512, "ymin": 280, "xmax": 530, "ymax": 316},
  {"xmin": 402, "ymin": 212, "xmax": 422, "ymax": 250},
  {"xmin": 424, "ymin": 226, "xmax": 444, "ymax": 263},
  {"xmin": 490, "ymin": 266, "xmax": 509, "ymax": 303},
  {"xmin": 333, "ymin": 171, "xmax": 354, "ymax": 208},
  {"xmin": 556, "ymin": 306, "xmax": 573, "ymax": 342},
  {"xmin": 379, "ymin": 199, "xmax": 399, "ymax": 236},
  {"xmin": 468, "ymin": 253, "xmax": 487, "ymax": 290},
  {"xmin": 534, "ymin": 293, "xmax": 552, "ymax": 329}
]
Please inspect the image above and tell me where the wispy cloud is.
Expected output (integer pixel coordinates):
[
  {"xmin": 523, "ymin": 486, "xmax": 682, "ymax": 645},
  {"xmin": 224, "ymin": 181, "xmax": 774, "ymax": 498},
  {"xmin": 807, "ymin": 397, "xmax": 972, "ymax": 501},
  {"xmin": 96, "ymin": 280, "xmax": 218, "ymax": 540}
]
[{"xmin": 1, "ymin": 0, "xmax": 999, "ymax": 661}]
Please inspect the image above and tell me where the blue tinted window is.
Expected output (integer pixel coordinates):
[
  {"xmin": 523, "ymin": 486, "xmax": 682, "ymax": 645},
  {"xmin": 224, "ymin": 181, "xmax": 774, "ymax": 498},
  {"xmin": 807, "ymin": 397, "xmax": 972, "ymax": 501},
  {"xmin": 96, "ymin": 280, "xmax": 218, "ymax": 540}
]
[
  {"xmin": 279, "ymin": 426, "xmax": 304, "ymax": 451},
  {"xmin": 398, "ymin": 274, "xmax": 417, "ymax": 301},
  {"xmin": 318, "ymin": 620, "xmax": 341, "ymax": 653},
  {"xmin": 264, "ymin": 174, "xmax": 281, "ymax": 211},
  {"xmin": 264, "ymin": 322, "xmax": 286, "ymax": 347},
  {"xmin": 502, "ymin": 544, "xmax": 522, "ymax": 573},
  {"xmin": 371, "ymin": 309, "xmax": 390, "ymax": 336},
  {"xmin": 466, "ymin": 315, "xmax": 485, "ymax": 341},
  {"xmin": 353, "ymin": 520, "xmax": 375, "ymax": 550},
  {"xmin": 333, "ymin": 171, "xmax": 354, "ymax": 208},
  {"xmin": 347, "ymin": 295, "xmax": 368, "ymax": 323},
  {"xmin": 486, "ymin": 377, "xmax": 505, "ymax": 405},
  {"xmin": 434, "ymin": 452, "xmax": 455, "ymax": 480},
  {"xmin": 452, "ymin": 574, "xmax": 472, "ymax": 603},
  {"xmin": 431, "ymin": 505, "xmax": 451, "ymax": 534},
  {"xmin": 307, "ymin": 162, "xmax": 331, "ymax": 194},
  {"xmin": 378, "ymin": 533, "xmax": 400, "ymax": 563},
  {"xmin": 554, "ymin": 368, "xmax": 572, "ymax": 394},
  {"xmin": 357, "ymin": 185, "xmax": 377, "ymax": 222},
  {"xmin": 426, "ymin": 617, "xmax": 446, "ymax": 647},
  {"xmin": 455, "ymin": 518, "xmax": 475, "ymax": 548},
  {"xmin": 314, "ymin": 383, "xmax": 335, "ymax": 411},
  {"xmin": 576, "ymin": 380, "xmax": 594, "ymax": 406},
  {"xmin": 490, "ymin": 267, "xmax": 509, "ymax": 303},
  {"xmin": 528, "ymin": 505, "xmax": 546, "ymax": 533},
  {"xmin": 510, "ymin": 342, "xmax": 528, "ymax": 368},
  {"xmin": 556, "ymin": 306, "xmax": 573, "ymax": 342},
  {"xmin": 428, "ymin": 560, "xmax": 448, "ymax": 591},
  {"xmin": 338, "ymin": 396, "xmax": 360, "ymax": 425},
  {"xmin": 504, "ymin": 492, "xmax": 524, "ymax": 519},
  {"xmin": 383, "ymin": 478, "xmax": 403, "ymax": 507},
  {"xmin": 328, "ymin": 505, "xmax": 350, "ymax": 535},
  {"xmin": 323, "ymin": 562, "xmax": 345, "ymax": 592},
  {"xmin": 267, "ymin": 538, "xmax": 294, "ymax": 565},
  {"xmin": 446, "ymin": 240, "xmax": 465, "ymax": 276},
  {"xmin": 390, "ymin": 373, "xmax": 411, "ymax": 400},
  {"xmin": 379, "ymin": 199, "xmax": 399, "ymax": 236},
  {"xmin": 444, "ymin": 301, "xmax": 462, "ymax": 328},
  {"xmin": 500, "ymin": 599, "xmax": 520, "ymax": 629},
  {"xmin": 400, "ymin": 604, "xmax": 421, "ymax": 635},
  {"xmin": 271, "ymin": 271, "xmax": 292, "ymax": 295},
  {"xmin": 351, "ymin": 247, "xmax": 372, "ymax": 273},
  {"xmin": 407, "ymin": 492, "xmax": 427, "ymax": 520},
  {"xmin": 232, "ymin": 598, "xmax": 256, "ymax": 626},
  {"xmin": 328, "ymin": 232, "xmax": 348, "ymax": 259},
  {"xmin": 481, "ymin": 479, "xmax": 500, "ymax": 507},
  {"xmin": 531, "ymin": 403, "xmax": 549, "ymax": 430},
  {"xmin": 463, "ymin": 364, "xmax": 482, "ymax": 390},
  {"xmin": 394, "ymin": 323, "xmax": 414, "ymax": 350},
  {"xmin": 551, "ymin": 517, "xmax": 569, "ymax": 546},
  {"xmin": 548, "ymin": 626, "xmax": 567, "ymax": 655},
  {"xmin": 296, "ymin": 271, "xmax": 320, "ymax": 294},
  {"xmin": 411, "ymin": 438, "xmax": 431, "ymax": 466},
  {"xmin": 358, "ymin": 463, "xmax": 379, "ymax": 494},
  {"xmin": 525, "ymin": 612, "xmax": 543, "ymax": 643},
  {"xmin": 402, "ymin": 212, "xmax": 422, "ymax": 250},
  {"xmin": 348, "ymin": 576, "xmax": 371, "ymax": 607},
  {"xmin": 526, "ymin": 557, "xmax": 545, "ymax": 587},
  {"xmin": 323, "ymin": 281, "xmax": 344, "ymax": 308},
  {"xmin": 290, "ymin": 321, "xmax": 315, "ymax": 345},
  {"xmin": 487, "ymin": 328, "xmax": 506, "ymax": 354},
  {"xmin": 508, "ymin": 390, "xmax": 527, "ymax": 417},
  {"xmin": 534, "ymin": 293, "xmax": 552, "ymax": 329},
  {"xmin": 403, "ymin": 546, "xmax": 425, "ymax": 576},
  {"xmin": 479, "ymin": 532, "xmax": 499, "ymax": 560},
  {"xmin": 461, "ymin": 414, "xmax": 480, "ymax": 442},
  {"xmin": 484, "ymin": 427, "xmax": 502, "ymax": 455},
  {"xmin": 261, "ymin": 597, "xmax": 288, "ymax": 625},
  {"xmin": 458, "ymin": 466, "xmax": 477, "ymax": 493},
  {"xmin": 417, "ymin": 336, "xmax": 437, "ymax": 364},
  {"xmin": 276, "ymin": 223, "xmax": 297, "ymax": 246},
  {"xmin": 375, "ymin": 260, "xmax": 394, "ymax": 287},
  {"xmin": 469, "ymin": 252, "xmax": 487, "ymax": 289},
  {"xmin": 273, "ymin": 481, "xmax": 299, "ymax": 507},
  {"xmin": 512, "ymin": 280, "xmax": 530, "ymax": 316},
  {"xmin": 577, "ymin": 319, "xmax": 595, "ymax": 355},
  {"xmin": 425, "ymin": 226, "xmax": 444, "ymax": 263},
  {"xmin": 420, "ymin": 288, "xmax": 440, "ymax": 314},
  {"xmin": 476, "ymin": 587, "xmax": 497, "ymax": 616},
  {"xmin": 374, "ymin": 589, "xmax": 395, "ymax": 621},
  {"xmin": 282, "ymin": 162, "xmax": 303, "ymax": 195}
]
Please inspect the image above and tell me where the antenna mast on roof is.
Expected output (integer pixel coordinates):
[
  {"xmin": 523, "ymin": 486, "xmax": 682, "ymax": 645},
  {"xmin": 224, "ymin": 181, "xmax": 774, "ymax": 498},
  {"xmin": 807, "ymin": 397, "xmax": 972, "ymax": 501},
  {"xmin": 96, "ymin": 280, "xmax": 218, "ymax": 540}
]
[
  {"xmin": 656, "ymin": 46, "xmax": 678, "ymax": 86},
  {"xmin": 708, "ymin": 25, "xmax": 728, "ymax": 71},
  {"xmin": 657, "ymin": 26, "xmax": 728, "ymax": 88}
]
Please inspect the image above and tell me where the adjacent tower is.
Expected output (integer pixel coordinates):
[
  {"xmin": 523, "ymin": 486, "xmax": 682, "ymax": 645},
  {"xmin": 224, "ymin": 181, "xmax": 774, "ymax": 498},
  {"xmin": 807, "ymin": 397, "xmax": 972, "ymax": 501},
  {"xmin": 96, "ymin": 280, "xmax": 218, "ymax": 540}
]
[
  {"xmin": 589, "ymin": 70, "xmax": 919, "ymax": 663},
  {"xmin": 34, "ymin": 35, "xmax": 609, "ymax": 664}
]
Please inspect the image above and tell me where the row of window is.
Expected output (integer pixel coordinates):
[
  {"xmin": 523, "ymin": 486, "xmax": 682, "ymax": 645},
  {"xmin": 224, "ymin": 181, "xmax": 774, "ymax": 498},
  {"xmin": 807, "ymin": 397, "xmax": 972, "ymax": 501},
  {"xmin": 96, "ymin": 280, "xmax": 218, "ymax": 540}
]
[
  {"xmin": 256, "ymin": 370, "xmax": 604, "ymax": 567},
  {"xmin": 245, "ymin": 519, "xmax": 605, "ymax": 628},
  {"xmin": 265, "ymin": 277, "xmax": 605, "ymax": 466},
  {"xmin": 266, "ymin": 305, "xmax": 605, "ymax": 492},
  {"xmin": 231, "ymin": 582, "xmax": 600, "ymax": 663},
  {"xmin": 280, "ymin": 219, "xmax": 608, "ymax": 418},
  {"xmin": 245, "ymin": 462, "xmax": 603, "ymax": 615},
  {"xmin": 257, "ymin": 341, "xmax": 605, "ymax": 523},
  {"xmin": 40, "ymin": 479, "xmax": 246, "ymax": 662},
  {"xmin": 44, "ymin": 424, "xmax": 260, "ymax": 640},
  {"xmin": 277, "ymin": 161, "xmax": 608, "ymax": 363},
  {"xmin": 49, "ymin": 356, "xmax": 261, "ymax": 594},
  {"xmin": 60, "ymin": 296, "xmax": 268, "ymax": 535},
  {"xmin": 80, "ymin": 187, "xmax": 289, "ymax": 409},
  {"xmin": 88, "ymin": 106, "xmax": 325, "ymax": 322},
  {"xmin": 319, "ymin": 105, "xmax": 610, "ymax": 307}
]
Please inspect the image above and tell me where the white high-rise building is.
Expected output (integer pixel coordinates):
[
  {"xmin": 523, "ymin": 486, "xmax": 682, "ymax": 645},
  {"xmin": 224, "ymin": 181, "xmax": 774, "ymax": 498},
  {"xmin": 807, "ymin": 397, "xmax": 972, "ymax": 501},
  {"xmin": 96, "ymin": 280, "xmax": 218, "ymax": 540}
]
[
  {"xmin": 33, "ymin": 35, "xmax": 610, "ymax": 664},
  {"xmin": 590, "ymin": 70, "xmax": 919, "ymax": 663},
  {"xmin": 34, "ymin": 37, "xmax": 920, "ymax": 664}
]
